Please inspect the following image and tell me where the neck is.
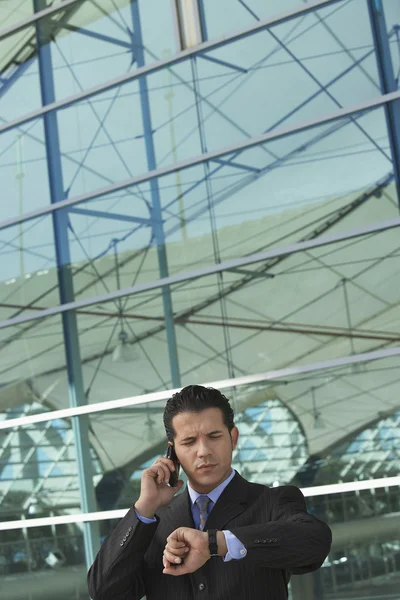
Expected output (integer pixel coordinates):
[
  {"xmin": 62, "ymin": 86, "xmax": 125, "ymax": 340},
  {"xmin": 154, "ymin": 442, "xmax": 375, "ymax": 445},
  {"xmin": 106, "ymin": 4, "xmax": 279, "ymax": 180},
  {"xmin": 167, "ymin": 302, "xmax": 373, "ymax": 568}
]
[{"xmin": 188, "ymin": 468, "xmax": 234, "ymax": 494}]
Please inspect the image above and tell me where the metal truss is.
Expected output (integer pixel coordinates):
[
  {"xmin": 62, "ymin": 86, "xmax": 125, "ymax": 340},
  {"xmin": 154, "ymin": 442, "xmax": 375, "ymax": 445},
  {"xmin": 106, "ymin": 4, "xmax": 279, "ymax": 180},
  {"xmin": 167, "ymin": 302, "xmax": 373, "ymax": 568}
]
[
  {"xmin": 322, "ymin": 409, "xmax": 400, "ymax": 482},
  {"xmin": 1, "ymin": 90, "xmax": 399, "ymax": 233},
  {"xmin": 232, "ymin": 399, "xmax": 308, "ymax": 486},
  {"xmin": 0, "ymin": 1, "xmax": 400, "ymax": 543}
]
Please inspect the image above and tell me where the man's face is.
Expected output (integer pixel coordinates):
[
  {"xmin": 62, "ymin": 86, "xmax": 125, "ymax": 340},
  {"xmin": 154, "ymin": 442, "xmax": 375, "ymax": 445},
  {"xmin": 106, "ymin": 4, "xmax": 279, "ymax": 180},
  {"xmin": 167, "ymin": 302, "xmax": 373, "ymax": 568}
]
[{"xmin": 172, "ymin": 407, "xmax": 239, "ymax": 493}]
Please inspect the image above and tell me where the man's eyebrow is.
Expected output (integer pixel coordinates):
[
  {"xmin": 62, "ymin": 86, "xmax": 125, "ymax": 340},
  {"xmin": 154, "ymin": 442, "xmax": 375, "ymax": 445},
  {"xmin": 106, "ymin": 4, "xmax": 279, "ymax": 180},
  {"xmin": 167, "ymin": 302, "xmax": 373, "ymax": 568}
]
[
  {"xmin": 181, "ymin": 435, "xmax": 197, "ymax": 442},
  {"xmin": 180, "ymin": 430, "xmax": 223, "ymax": 442}
]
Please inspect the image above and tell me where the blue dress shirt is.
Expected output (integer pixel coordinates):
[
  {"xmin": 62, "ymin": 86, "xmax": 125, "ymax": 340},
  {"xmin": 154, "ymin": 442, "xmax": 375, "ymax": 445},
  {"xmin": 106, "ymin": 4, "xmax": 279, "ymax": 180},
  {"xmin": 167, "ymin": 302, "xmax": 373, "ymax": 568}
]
[{"xmin": 135, "ymin": 469, "xmax": 247, "ymax": 562}]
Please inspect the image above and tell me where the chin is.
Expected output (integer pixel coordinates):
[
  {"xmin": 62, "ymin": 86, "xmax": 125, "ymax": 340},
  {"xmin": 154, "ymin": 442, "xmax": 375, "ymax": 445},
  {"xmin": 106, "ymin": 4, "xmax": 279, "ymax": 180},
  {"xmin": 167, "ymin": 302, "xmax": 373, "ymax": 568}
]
[{"xmin": 192, "ymin": 468, "xmax": 225, "ymax": 490}]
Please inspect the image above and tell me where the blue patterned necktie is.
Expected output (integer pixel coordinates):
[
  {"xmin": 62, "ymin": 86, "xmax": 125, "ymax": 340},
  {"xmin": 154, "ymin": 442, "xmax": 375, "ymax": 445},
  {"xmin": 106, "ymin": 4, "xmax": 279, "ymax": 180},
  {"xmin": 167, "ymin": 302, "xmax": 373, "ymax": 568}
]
[{"xmin": 196, "ymin": 495, "xmax": 211, "ymax": 531}]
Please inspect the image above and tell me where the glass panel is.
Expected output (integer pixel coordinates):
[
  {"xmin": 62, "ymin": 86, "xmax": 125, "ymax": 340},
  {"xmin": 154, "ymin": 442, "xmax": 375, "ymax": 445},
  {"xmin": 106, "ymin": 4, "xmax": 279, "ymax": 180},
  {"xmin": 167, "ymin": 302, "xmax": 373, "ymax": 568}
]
[
  {"xmin": 40, "ymin": 353, "xmax": 400, "ymax": 500},
  {"xmin": 0, "ymin": 0, "xmax": 64, "ymax": 31},
  {"xmin": 200, "ymin": 0, "xmax": 374, "ymax": 53},
  {"xmin": 0, "ymin": 120, "xmax": 51, "ymax": 220},
  {"xmin": 0, "ymin": 413, "xmax": 102, "ymax": 513},
  {"xmin": 200, "ymin": 0, "xmax": 304, "ymax": 38},
  {"xmin": 0, "ymin": 214, "xmax": 58, "ymax": 321},
  {"xmin": 383, "ymin": 0, "xmax": 400, "ymax": 80},
  {"xmin": 198, "ymin": 0, "xmax": 380, "ymax": 150},
  {"xmin": 0, "ymin": 314, "xmax": 67, "ymax": 418},
  {"xmin": 2, "ymin": 369, "xmax": 399, "ymax": 596},
  {"xmin": 54, "ymin": 106, "xmax": 397, "ymax": 308},
  {"xmin": 1, "ymin": 216, "xmax": 399, "ymax": 385},
  {"xmin": 76, "ymin": 292, "xmax": 174, "ymax": 402},
  {"xmin": 0, "ymin": 0, "xmax": 177, "ymax": 122},
  {"xmin": 0, "ymin": 525, "xmax": 86, "ymax": 600},
  {"xmin": 56, "ymin": 59, "xmax": 201, "ymax": 199},
  {"xmin": 302, "ymin": 490, "xmax": 400, "ymax": 599}
]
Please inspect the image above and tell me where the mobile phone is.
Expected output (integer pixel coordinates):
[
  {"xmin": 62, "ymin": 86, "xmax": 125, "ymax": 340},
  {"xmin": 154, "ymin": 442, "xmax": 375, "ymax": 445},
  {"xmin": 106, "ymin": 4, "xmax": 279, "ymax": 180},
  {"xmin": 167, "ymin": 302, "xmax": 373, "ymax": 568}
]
[{"xmin": 165, "ymin": 445, "xmax": 180, "ymax": 487}]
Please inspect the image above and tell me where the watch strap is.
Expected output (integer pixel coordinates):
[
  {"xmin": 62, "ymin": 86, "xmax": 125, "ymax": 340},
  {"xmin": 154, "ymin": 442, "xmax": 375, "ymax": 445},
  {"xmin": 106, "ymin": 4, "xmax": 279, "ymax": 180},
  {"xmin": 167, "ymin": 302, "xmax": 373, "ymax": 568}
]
[{"xmin": 208, "ymin": 528, "xmax": 219, "ymax": 557}]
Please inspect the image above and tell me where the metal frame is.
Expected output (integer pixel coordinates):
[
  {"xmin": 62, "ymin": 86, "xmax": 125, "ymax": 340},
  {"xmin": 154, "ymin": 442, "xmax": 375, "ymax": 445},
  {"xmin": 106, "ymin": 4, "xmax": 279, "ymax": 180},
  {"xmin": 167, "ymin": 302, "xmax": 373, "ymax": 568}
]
[
  {"xmin": 1, "ymin": 0, "xmax": 400, "ymax": 570},
  {"xmin": 0, "ymin": 210, "xmax": 399, "ymax": 331},
  {"xmin": 2, "ymin": 343, "xmax": 400, "ymax": 430},
  {"xmin": 130, "ymin": 0, "xmax": 181, "ymax": 387},
  {"xmin": 0, "ymin": 474, "xmax": 399, "ymax": 533},
  {"xmin": 0, "ymin": 0, "xmax": 342, "ymax": 135},
  {"xmin": 33, "ymin": 0, "xmax": 100, "ymax": 567},
  {"xmin": 0, "ymin": 89, "xmax": 399, "ymax": 233},
  {"xmin": 0, "ymin": 0, "xmax": 83, "ymax": 42}
]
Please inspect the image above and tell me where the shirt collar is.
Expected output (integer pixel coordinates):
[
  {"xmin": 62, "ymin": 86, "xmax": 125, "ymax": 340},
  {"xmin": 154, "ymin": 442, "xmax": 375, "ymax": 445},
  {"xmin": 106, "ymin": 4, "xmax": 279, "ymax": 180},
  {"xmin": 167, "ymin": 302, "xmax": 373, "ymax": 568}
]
[{"xmin": 188, "ymin": 469, "xmax": 236, "ymax": 506}]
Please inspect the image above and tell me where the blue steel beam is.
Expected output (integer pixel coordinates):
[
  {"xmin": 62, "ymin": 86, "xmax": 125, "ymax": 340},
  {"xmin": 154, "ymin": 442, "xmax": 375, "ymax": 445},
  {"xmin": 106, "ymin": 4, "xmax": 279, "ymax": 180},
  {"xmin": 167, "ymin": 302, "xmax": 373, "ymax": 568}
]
[
  {"xmin": 367, "ymin": 0, "xmax": 400, "ymax": 204},
  {"xmin": 33, "ymin": 0, "xmax": 100, "ymax": 567},
  {"xmin": 61, "ymin": 24, "xmax": 133, "ymax": 49},
  {"xmin": 130, "ymin": 0, "xmax": 181, "ymax": 388},
  {"xmin": 211, "ymin": 157, "xmax": 261, "ymax": 173},
  {"xmin": 69, "ymin": 207, "xmax": 154, "ymax": 226},
  {"xmin": 199, "ymin": 53, "xmax": 248, "ymax": 74},
  {"xmin": 0, "ymin": 59, "xmax": 34, "ymax": 102}
]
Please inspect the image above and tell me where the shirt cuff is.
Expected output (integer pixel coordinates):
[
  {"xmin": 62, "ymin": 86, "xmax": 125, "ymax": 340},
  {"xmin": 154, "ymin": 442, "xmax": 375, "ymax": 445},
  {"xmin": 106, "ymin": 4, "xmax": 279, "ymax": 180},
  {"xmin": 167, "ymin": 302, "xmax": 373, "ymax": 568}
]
[
  {"xmin": 135, "ymin": 509, "xmax": 157, "ymax": 524},
  {"xmin": 222, "ymin": 530, "xmax": 247, "ymax": 562}
]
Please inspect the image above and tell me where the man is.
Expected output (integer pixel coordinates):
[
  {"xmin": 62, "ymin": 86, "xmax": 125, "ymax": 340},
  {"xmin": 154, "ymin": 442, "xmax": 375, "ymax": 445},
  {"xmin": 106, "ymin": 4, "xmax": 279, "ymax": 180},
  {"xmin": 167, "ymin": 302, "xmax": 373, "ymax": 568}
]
[{"xmin": 88, "ymin": 385, "xmax": 332, "ymax": 599}]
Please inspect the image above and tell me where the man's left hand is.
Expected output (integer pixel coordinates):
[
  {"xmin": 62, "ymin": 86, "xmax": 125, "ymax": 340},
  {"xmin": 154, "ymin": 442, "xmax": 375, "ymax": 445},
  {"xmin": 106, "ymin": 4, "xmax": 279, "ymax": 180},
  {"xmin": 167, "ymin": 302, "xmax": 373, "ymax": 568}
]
[{"xmin": 163, "ymin": 527, "xmax": 209, "ymax": 576}]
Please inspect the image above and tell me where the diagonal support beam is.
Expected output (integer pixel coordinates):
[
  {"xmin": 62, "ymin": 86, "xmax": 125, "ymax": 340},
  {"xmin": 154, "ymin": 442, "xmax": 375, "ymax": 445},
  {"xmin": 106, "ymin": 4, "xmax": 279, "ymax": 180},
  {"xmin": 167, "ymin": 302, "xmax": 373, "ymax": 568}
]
[
  {"xmin": 69, "ymin": 207, "xmax": 154, "ymax": 226},
  {"xmin": 199, "ymin": 53, "xmax": 248, "ymax": 73},
  {"xmin": 61, "ymin": 23, "xmax": 133, "ymax": 49}
]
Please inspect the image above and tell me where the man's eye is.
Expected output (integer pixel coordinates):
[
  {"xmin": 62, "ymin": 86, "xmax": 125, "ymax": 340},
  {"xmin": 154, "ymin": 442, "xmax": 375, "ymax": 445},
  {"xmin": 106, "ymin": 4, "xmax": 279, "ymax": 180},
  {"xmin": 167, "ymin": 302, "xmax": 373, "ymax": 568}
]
[{"xmin": 210, "ymin": 435, "xmax": 222, "ymax": 439}]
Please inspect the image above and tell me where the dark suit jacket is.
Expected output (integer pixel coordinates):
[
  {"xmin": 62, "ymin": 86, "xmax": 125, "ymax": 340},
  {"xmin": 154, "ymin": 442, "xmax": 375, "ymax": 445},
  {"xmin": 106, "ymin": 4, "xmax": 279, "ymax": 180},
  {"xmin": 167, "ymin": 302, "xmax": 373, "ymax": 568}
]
[{"xmin": 88, "ymin": 472, "xmax": 332, "ymax": 600}]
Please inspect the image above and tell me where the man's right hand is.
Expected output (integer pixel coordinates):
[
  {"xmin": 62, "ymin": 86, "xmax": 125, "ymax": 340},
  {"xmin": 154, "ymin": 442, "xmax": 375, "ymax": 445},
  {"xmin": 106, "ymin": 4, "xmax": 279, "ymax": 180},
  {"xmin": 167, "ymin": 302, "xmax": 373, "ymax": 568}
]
[{"xmin": 135, "ymin": 457, "xmax": 184, "ymax": 518}]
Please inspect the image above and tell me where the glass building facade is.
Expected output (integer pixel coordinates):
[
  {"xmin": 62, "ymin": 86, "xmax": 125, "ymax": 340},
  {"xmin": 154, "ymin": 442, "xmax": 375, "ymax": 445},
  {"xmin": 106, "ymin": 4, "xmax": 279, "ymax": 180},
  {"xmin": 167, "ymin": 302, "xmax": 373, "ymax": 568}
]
[{"xmin": 0, "ymin": 1, "xmax": 399, "ymax": 598}]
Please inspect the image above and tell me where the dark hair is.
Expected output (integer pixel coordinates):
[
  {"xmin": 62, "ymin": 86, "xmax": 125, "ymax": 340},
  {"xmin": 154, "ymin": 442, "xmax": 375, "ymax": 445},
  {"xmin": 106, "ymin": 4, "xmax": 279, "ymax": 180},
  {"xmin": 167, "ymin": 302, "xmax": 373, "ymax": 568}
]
[{"xmin": 163, "ymin": 385, "xmax": 235, "ymax": 441}]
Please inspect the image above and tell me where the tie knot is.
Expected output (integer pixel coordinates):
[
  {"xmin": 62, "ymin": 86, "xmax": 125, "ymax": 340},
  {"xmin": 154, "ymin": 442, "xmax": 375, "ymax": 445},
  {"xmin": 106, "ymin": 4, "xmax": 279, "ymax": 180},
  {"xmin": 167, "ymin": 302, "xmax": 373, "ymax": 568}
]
[{"xmin": 196, "ymin": 495, "xmax": 210, "ymax": 511}]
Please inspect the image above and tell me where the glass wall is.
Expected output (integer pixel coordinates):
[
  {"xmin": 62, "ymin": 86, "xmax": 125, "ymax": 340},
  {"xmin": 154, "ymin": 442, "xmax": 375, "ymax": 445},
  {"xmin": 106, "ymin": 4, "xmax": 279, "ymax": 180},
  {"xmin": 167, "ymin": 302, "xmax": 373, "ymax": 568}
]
[{"xmin": 1, "ymin": 0, "xmax": 400, "ymax": 598}]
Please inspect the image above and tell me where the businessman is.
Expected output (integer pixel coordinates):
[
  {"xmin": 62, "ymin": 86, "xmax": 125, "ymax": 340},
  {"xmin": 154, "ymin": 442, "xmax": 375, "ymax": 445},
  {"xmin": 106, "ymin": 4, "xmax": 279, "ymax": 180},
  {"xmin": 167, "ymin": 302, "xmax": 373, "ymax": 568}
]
[{"xmin": 88, "ymin": 385, "xmax": 332, "ymax": 599}]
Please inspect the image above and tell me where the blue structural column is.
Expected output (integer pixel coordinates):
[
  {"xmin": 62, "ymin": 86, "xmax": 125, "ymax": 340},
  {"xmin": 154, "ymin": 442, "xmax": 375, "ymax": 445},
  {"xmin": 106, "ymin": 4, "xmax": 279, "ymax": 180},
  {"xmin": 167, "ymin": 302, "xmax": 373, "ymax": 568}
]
[
  {"xmin": 130, "ymin": 1, "xmax": 181, "ymax": 388},
  {"xmin": 33, "ymin": 0, "xmax": 100, "ymax": 566},
  {"xmin": 368, "ymin": 0, "xmax": 400, "ymax": 204}
]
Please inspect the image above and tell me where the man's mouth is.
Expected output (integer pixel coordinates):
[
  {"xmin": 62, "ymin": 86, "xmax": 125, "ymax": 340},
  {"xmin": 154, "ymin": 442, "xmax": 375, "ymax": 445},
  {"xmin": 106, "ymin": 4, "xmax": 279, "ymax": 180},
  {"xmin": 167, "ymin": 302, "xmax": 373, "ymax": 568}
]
[{"xmin": 197, "ymin": 463, "xmax": 217, "ymax": 471}]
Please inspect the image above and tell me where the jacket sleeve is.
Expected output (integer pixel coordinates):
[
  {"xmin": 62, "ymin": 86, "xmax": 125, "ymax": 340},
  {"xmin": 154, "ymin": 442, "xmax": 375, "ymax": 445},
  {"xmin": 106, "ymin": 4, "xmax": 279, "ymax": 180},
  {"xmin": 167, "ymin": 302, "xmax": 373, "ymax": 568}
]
[
  {"xmin": 229, "ymin": 485, "xmax": 332, "ymax": 574},
  {"xmin": 87, "ymin": 506, "xmax": 159, "ymax": 600}
]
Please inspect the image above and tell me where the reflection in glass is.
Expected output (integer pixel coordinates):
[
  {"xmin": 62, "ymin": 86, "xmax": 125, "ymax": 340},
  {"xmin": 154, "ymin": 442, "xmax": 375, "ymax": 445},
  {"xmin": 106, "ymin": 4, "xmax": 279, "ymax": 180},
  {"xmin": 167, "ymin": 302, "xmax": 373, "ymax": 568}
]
[
  {"xmin": 0, "ymin": 0, "xmax": 177, "ymax": 121},
  {"xmin": 0, "ymin": 414, "xmax": 102, "ymax": 516}
]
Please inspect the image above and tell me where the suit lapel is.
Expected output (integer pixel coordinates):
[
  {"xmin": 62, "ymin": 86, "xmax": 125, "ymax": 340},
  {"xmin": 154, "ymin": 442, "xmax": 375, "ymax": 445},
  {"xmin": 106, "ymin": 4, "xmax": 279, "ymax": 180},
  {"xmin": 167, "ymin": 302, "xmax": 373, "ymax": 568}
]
[
  {"xmin": 164, "ymin": 488, "xmax": 194, "ymax": 531},
  {"xmin": 204, "ymin": 471, "xmax": 249, "ymax": 530}
]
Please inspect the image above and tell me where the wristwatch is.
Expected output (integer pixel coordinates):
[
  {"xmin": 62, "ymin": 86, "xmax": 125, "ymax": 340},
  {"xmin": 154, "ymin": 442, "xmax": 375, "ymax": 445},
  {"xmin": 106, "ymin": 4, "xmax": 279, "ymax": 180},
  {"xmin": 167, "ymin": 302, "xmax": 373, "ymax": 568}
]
[{"xmin": 208, "ymin": 529, "xmax": 219, "ymax": 557}]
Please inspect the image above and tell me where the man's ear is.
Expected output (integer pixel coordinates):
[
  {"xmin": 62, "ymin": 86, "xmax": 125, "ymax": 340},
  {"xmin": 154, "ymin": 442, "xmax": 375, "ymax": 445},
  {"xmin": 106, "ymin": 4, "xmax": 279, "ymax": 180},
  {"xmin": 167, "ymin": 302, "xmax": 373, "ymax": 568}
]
[{"xmin": 230, "ymin": 426, "xmax": 239, "ymax": 450}]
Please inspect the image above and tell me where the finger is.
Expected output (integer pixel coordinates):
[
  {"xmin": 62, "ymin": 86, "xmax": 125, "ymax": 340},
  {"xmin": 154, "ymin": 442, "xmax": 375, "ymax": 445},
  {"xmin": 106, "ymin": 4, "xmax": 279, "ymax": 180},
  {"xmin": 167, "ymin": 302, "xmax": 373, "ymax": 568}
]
[
  {"xmin": 164, "ymin": 545, "xmax": 189, "ymax": 558},
  {"xmin": 150, "ymin": 463, "xmax": 170, "ymax": 484},
  {"xmin": 155, "ymin": 457, "xmax": 176, "ymax": 472},
  {"xmin": 163, "ymin": 557, "xmax": 171, "ymax": 569},
  {"xmin": 164, "ymin": 549, "xmax": 183, "ymax": 564},
  {"xmin": 167, "ymin": 537, "xmax": 188, "ymax": 551},
  {"xmin": 167, "ymin": 528, "xmax": 185, "ymax": 544},
  {"xmin": 165, "ymin": 541, "xmax": 188, "ymax": 554},
  {"xmin": 154, "ymin": 457, "xmax": 176, "ymax": 470},
  {"xmin": 163, "ymin": 563, "xmax": 188, "ymax": 577}
]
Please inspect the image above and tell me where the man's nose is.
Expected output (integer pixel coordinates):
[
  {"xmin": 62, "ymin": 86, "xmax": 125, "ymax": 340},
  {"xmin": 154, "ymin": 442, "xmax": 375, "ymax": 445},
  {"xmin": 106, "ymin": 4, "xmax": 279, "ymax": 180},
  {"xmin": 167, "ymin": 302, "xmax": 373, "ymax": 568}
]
[{"xmin": 197, "ymin": 440, "xmax": 211, "ymax": 457}]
